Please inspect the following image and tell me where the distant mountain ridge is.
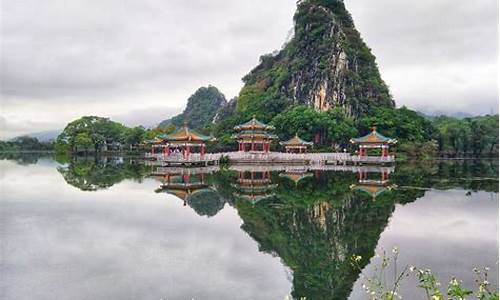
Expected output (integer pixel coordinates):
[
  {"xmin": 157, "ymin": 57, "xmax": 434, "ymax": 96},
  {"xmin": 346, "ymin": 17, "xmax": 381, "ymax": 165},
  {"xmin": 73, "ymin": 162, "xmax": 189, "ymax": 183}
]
[
  {"xmin": 158, "ymin": 85, "xmax": 227, "ymax": 129},
  {"xmin": 15, "ymin": 129, "xmax": 61, "ymax": 142}
]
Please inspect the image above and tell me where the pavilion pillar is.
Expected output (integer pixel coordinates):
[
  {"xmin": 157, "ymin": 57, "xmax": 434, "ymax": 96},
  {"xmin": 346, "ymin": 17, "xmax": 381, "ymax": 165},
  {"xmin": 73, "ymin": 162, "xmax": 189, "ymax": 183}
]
[
  {"xmin": 187, "ymin": 146, "xmax": 191, "ymax": 159},
  {"xmin": 251, "ymin": 141, "xmax": 255, "ymax": 151},
  {"xmin": 201, "ymin": 144, "xmax": 205, "ymax": 158},
  {"xmin": 151, "ymin": 146, "xmax": 155, "ymax": 155}
]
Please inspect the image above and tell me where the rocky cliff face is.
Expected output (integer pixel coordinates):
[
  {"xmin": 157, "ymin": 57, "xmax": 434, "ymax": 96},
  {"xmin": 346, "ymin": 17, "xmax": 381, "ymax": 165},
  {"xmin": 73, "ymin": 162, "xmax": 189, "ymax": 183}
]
[
  {"xmin": 236, "ymin": 0, "xmax": 394, "ymax": 119},
  {"xmin": 213, "ymin": 97, "xmax": 237, "ymax": 123}
]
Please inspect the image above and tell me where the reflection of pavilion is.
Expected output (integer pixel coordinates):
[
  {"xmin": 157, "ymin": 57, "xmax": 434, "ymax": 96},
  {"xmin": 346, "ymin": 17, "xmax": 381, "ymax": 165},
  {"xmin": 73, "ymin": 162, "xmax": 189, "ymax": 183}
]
[
  {"xmin": 152, "ymin": 167, "xmax": 214, "ymax": 205},
  {"xmin": 279, "ymin": 171, "xmax": 314, "ymax": 185},
  {"xmin": 350, "ymin": 167, "xmax": 396, "ymax": 200},
  {"xmin": 232, "ymin": 171, "xmax": 278, "ymax": 204},
  {"xmin": 152, "ymin": 167, "xmax": 226, "ymax": 217}
]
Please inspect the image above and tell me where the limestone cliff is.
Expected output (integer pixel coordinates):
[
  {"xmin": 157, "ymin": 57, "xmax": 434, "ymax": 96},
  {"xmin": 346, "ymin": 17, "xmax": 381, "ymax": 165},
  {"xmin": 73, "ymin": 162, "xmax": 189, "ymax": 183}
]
[{"xmin": 236, "ymin": 0, "xmax": 394, "ymax": 120}]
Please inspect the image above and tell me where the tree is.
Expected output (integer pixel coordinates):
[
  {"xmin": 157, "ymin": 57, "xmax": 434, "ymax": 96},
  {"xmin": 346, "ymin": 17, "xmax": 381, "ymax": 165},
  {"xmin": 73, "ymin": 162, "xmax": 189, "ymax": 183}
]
[
  {"xmin": 56, "ymin": 116, "xmax": 128, "ymax": 153},
  {"xmin": 74, "ymin": 132, "xmax": 92, "ymax": 154},
  {"xmin": 123, "ymin": 126, "xmax": 146, "ymax": 149}
]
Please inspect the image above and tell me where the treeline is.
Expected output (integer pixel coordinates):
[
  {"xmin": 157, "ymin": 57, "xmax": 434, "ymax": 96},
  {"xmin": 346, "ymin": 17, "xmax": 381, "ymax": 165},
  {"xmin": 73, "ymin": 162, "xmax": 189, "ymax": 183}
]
[
  {"xmin": 432, "ymin": 115, "xmax": 498, "ymax": 157},
  {"xmin": 213, "ymin": 105, "xmax": 498, "ymax": 158},
  {"xmin": 10, "ymin": 110, "xmax": 497, "ymax": 159},
  {"xmin": 0, "ymin": 136, "xmax": 54, "ymax": 152},
  {"xmin": 55, "ymin": 116, "xmax": 175, "ymax": 155}
]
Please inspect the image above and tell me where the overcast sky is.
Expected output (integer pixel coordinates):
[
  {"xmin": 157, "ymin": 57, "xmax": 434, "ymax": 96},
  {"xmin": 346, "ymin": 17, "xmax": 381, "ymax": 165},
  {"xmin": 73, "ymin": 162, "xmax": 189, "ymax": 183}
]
[{"xmin": 1, "ymin": 0, "xmax": 498, "ymax": 139}]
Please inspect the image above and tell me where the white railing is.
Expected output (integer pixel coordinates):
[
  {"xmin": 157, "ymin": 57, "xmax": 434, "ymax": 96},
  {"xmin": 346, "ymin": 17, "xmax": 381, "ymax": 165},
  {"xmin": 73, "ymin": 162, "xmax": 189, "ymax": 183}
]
[
  {"xmin": 145, "ymin": 151, "xmax": 395, "ymax": 164},
  {"xmin": 352, "ymin": 155, "xmax": 395, "ymax": 163}
]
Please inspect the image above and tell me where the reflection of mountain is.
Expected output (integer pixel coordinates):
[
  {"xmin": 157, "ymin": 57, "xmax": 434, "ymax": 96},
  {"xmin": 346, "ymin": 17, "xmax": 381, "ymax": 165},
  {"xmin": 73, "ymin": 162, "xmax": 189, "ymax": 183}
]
[
  {"xmin": 57, "ymin": 157, "xmax": 149, "ymax": 191},
  {"xmin": 52, "ymin": 159, "xmax": 497, "ymax": 299},
  {"xmin": 232, "ymin": 170, "xmax": 414, "ymax": 299}
]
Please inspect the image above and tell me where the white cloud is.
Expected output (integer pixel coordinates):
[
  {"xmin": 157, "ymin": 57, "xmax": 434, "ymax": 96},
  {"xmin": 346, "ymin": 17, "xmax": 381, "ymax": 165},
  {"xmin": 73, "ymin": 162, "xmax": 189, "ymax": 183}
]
[{"xmin": 1, "ymin": 0, "xmax": 497, "ymax": 139}]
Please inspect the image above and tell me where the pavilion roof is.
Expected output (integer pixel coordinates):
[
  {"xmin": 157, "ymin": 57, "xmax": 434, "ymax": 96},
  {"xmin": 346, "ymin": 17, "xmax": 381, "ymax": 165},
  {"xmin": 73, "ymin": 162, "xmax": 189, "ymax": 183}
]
[
  {"xmin": 159, "ymin": 123, "xmax": 215, "ymax": 142},
  {"xmin": 350, "ymin": 127, "xmax": 397, "ymax": 145},
  {"xmin": 234, "ymin": 116, "xmax": 275, "ymax": 131},
  {"xmin": 280, "ymin": 134, "xmax": 313, "ymax": 146}
]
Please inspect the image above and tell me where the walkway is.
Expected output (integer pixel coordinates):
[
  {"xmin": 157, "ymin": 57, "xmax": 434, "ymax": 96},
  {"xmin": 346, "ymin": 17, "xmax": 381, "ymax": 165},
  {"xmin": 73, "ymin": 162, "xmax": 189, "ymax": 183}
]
[{"xmin": 145, "ymin": 151, "xmax": 395, "ymax": 166}]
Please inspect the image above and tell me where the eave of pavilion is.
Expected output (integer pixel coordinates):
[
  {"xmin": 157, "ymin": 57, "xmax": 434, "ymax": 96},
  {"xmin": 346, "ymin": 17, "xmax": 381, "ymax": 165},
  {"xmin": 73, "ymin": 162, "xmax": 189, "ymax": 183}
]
[
  {"xmin": 279, "ymin": 172, "xmax": 313, "ymax": 184},
  {"xmin": 232, "ymin": 133, "xmax": 278, "ymax": 140},
  {"xmin": 233, "ymin": 116, "xmax": 275, "ymax": 132},
  {"xmin": 350, "ymin": 183, "xmax": 396, "ymax": 198},
  {"xmin": 279, "ymin": 134, "xmax": 313, "ymax": 147},
  {"xmin": 159, "ymin": 123, "xmax": 215, "ymax": 144},
  {"xmin": 350, "ymin": 127, "xmax": 397, "ymax": 145},
  {"xmin": 162, "ymin": 187, "xmax": 214, "ymax": 202}
]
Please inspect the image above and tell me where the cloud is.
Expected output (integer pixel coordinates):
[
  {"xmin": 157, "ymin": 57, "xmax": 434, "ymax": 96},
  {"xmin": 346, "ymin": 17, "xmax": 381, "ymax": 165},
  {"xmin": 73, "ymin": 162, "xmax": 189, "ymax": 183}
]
[
  {"xmin": 0, "ymin": 0, "xmax": 497, "ymax": 139},
  {"xmin": 345, "ymin": 0, "xmax": 498, "ymax": 114}
]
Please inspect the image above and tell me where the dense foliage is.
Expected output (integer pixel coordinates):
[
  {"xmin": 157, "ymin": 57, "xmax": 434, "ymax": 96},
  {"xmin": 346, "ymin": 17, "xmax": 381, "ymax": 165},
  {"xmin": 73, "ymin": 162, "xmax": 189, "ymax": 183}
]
[
  {"xmin": 54, "ymin": 116, "xmax": 173, "ymax": 154},
  {"xmin": 431, "ymin": 115, "xmax": 498, "ymax": 156},
  {"xmin": 158, "ymin": 85, "xmax": 227, "ymax": 129},
  {"xmin": 271, "ymin": 106, "xmax": 357, "ymax": 150}
]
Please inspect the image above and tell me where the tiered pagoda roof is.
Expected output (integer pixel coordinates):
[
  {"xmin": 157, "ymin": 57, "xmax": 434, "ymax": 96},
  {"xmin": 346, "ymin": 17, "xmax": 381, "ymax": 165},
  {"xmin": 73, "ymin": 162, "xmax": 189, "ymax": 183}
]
[
  {"xmin": 232, "ymin": 116, "xmax": 278, "ymax": 140},
  {"xmin": 234, "ymin": 116, "xmax": 275, "ymax": 131},
  {"xmin": 350, "ymin": 127, "xmax": 397, "ymax": 145},
  {"xmin": 159, "ymin": 122, "xmax": 215, "ymax": 143},
  {"xmin": 279, "ymin": 134, "xmax": 313, "ymax": 146}
]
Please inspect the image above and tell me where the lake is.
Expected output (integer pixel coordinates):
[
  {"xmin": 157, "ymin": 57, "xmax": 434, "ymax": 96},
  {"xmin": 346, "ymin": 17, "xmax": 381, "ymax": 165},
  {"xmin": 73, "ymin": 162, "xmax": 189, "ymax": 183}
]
[{"xmin": 1, "ymin": 155, "xmax": 498, "ymax": 300}]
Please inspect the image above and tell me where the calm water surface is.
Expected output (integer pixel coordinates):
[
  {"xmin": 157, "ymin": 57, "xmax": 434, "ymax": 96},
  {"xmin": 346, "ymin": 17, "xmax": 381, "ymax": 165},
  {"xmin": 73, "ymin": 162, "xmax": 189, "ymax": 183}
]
[{"xmin": 1, "ymin": 155, "xmax": 498, "ymax": 300}]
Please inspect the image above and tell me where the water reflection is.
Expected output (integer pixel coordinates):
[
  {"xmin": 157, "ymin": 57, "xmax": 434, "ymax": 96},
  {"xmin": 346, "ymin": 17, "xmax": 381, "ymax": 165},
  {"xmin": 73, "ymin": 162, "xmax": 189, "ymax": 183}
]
[
  {"xmin": 57, "ymin": 156, "xmax": 149, "ymax": 191},
  {"xmin": 9, "ymin": 156, "xmax": 497, "ymax": 299}
]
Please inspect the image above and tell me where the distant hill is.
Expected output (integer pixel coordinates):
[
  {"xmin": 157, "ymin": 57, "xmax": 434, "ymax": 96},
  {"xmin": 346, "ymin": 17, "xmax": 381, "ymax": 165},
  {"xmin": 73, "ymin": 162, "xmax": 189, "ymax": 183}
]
[
  {"xmin": 158, "ymin": 85, "xmax": 227, "ymax": 129},
  {"xmin": 417, "ymin": 110, "xmax": 476, "ymax": 120},
  {"xmin": 17, "ymin": 129, "xmax": 61, "ymax": 142}
]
